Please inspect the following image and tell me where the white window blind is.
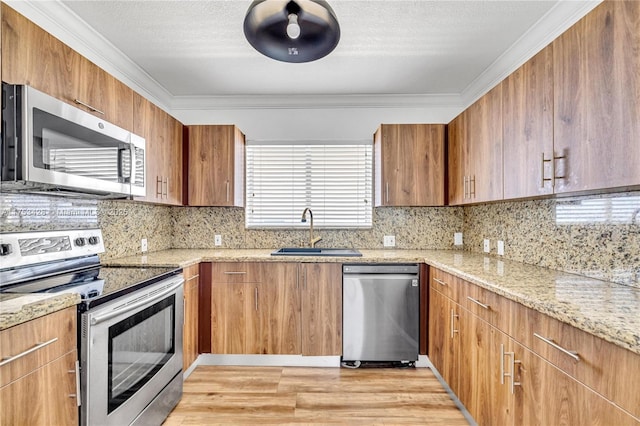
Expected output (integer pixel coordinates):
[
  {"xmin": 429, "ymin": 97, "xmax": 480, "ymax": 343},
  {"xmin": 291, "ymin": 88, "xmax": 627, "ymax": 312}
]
[{"xmin": 246, "ymin": 141, "xmax": 373, "ymax": 228}]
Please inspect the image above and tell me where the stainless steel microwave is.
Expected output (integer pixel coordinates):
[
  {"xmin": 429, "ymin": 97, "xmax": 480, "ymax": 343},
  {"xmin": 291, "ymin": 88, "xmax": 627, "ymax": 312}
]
[{"xmin": 1, "ymin": 83, "xmax": 145, "ymax": 197}]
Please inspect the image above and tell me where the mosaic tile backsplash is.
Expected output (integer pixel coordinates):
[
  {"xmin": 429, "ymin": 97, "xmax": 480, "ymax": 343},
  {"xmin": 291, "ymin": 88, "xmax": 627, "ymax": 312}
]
[{"xmin": 2, "ymin": 190, "xmax": 638, "ymax": 287}]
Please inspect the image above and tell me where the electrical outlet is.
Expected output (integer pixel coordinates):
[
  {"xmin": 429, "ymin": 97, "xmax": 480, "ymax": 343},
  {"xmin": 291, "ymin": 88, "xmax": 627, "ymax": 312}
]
[
  {"xmin": 141, "ymin": 238, "xmax": 148, "ymax": 253},
  {"xmin": 497, "ymin": 240, "xmax": 505, "ymax": 256},
  {"xmin": 483, "ymin": 239, "xmax": 490, "ymax": 253},
  {"xmin": 383, "ymin": 235, "xmax": 396, "ymax": 247},
  {"xmin": 214, "ymin": 235, "xmax": 222, "ymax": 246},
  {"xmin": 454, "ymin": 232, "xmax": 463, "ymax": 246}
]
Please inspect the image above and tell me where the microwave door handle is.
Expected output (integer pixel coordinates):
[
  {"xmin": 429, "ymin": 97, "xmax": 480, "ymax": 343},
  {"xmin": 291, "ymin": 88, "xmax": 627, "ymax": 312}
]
[{"xmin": 118, "ymin": 146, "xmax": 132, "ymax": 181}]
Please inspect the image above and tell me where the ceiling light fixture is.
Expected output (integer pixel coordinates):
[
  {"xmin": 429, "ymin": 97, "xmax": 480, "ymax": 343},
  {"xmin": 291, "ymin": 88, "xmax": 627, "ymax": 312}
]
[{"xmin": 243, "ymin": 0, "xmax": 340, "ymax": 63}]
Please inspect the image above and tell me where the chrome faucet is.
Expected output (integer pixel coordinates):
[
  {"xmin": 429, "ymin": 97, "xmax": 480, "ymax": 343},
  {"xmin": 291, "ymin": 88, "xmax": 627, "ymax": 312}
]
[{"xmin": 301, "ymin": 208, "xmax": 322, "ymax": 248}]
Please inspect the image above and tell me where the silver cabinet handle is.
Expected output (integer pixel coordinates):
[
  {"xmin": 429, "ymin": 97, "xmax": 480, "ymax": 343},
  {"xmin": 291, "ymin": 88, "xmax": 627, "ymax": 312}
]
[
  {"xmin": 534, "ymin": 332, "xmax": 580, "ymax": 362},
  {"xmin": 163, "ymin": 177, "xmax": 169, "ymax": 198},
  {"xmin": 385, "ymin": 182, "xmax": 389, "ymax": 204},
  {"xmin": 91, "ymin": 279, "xmax": 183, "ymax": 325},
  {"xmin": 254, "ymin": 287, "xmax": 258, "ymax": 311},
  {"xmin": 68, "ymin": 360, "xmax": 82, "ymax": 406},
  {"xmin": 470, "ymin": 175, "xmax": 476, "ymax": 198},
  {"xmin": 74, "ymin": 99, "xmax": 105, "ymax": 115},
  {"xmin": 0, "ymin": 337, "xmax": 58, "ymax": 367},
  {"xmin": 226, "ymin": 181, "xmax": 230, "ymax": 203},
  {"xmin": 500, "ymin": 344, "xmax": 521, "ymax": 394},
  {"xmin": 540, "ymin": 153, "xmax": 549, "ymax": 188},
  {"xmin": 433, "ymin": 278, "xmax": 447, "ymax": 286},
  {"xmin": 463, "ymin": 176, "xmax": 468, "ymax": 199},
  {"xmin": 223, "ymin": 271, "xmax": 246, "ymax": 275},
  {"xmin": 450, "ymin": 309, "xmax": 459, "ymax": 339},
  {"xmin": 467, "ymin": 296, "xmax": 490, "ymax": 310},
  {"xmin": 156, "ymin": 176, "xmax": 163, "ymax": 198}
]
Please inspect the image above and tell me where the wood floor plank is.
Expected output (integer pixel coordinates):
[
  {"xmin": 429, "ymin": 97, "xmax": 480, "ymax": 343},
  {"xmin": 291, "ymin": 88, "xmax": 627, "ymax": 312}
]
[{"xmin": 164, "ymin": 366, "xmax": 469, "ymax": 425}]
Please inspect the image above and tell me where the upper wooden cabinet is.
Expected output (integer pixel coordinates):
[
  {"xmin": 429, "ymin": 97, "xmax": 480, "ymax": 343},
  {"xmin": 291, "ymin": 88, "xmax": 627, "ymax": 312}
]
[
  {"xmin": 502, "ymin": 45, "xmax": 554, "ymax": 199},
  {"xmin": 133, "ymin": 94, "xmax": 183, "ymax": 205},
  {"xmin": 448, "ymin": 85, "xmax": 503, "ymax": 205},
  {"xmin": 374, "ymin": 124, "xmax": 445, "ymax": 206},
  {"xmin": 187, "ymin": 125, "xmax": 245, "ymax": 207},
  {"xmin": 552, "ymin": 0, "xmax": 640, "ymax": 194},
  {"xmin": 1, "ymin": 3, "xmax": 133, "ymax": 131}
]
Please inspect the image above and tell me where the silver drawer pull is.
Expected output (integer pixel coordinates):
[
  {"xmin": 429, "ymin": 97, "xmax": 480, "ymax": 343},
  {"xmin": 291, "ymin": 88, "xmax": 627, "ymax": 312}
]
[
  {"xmin": 467, "ymin": 296, "xmax": 490, "ymax": 310},
  {"xmin": 534, "ymin": 333, "xmax": 580, "ymax": 362},
  {"xmin": 433, "ymin": 278, "xmax": 447, "ymax": 286},
  {"xmin": 0, "ymin": 337, "xmax": 58, "ymax": 367},
  {"xmin": 73, "ymin": 99, "xmax": 105, "ymax": 115},
  {"xmin": 223, "ymin": 271, "xmax": 246, "ymax": 275}
]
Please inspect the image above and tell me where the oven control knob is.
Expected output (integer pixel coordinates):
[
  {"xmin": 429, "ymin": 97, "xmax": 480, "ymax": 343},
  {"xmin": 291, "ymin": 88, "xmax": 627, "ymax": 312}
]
[
  {"xmin": 0, "ymin": 243, "xmax": 12, "ymax": 256},
  {"xmin": 75, "ymin": 237, "xmax": 86, "ymax": 247},
  {"xmin": 88, "ymin": 236, "xmax": 100, "ymax": 245}
]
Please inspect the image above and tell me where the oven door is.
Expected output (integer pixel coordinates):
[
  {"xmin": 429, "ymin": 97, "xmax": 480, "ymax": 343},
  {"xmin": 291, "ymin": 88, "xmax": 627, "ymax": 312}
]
[{"xmin": 80, "ymin": 275, "xmax": 183, "ymax": 426}]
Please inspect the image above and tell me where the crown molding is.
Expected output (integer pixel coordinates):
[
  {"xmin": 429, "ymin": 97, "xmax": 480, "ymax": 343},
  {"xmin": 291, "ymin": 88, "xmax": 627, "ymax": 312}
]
[
  {"xmin": 3, "ymin": 0, "xmax": 173, "ymax": 110},
  {"xmin": 170, "ymin": 93, "xmax": 464, "ymax": 111},
  {"xmin": 460, "ymin": 0, "xmax": 602, "ymax": 110}
]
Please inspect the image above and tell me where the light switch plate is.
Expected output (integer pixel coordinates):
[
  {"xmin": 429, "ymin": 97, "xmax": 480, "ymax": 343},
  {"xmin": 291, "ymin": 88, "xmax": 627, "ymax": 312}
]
[
  {"xmin": 141, "ymin": 238, "xmax": 148, "ymax": 253},
  {"xmin": 483, "ymin": 239, "xmax": 490, "ymax": 253},
  {"xmin": 214, "ymin": 235, "xmax": 222, "ymax": 246},
  {"xmin": 383, "ymin": 235, "xmax": 396, "ymax": 247},
  {"xmin": 497, "ymin": 240, "xmax": 505, "ymax": 256},
  {"xmin": 454, "ymin": 232, "xmax": 463, "ymax": 246}
]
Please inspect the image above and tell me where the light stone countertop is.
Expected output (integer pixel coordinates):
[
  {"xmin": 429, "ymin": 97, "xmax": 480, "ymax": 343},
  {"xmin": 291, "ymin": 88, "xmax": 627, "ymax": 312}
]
[
  {"xmin": 103, "ymin": 248, "xmax": 640, "ymax": 356},
  {"xmin": 0, "ymin": 293, "xmax": 80, "ymax": 331}
]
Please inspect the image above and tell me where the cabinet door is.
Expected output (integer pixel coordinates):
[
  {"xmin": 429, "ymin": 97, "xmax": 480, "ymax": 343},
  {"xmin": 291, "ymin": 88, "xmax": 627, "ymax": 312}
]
[
  {"xmin": 447, "ymin": 113, "xmax": 468, "ymax": 206},
  {"xmin": 375, "ymin": 124, "xmax": 445, "ymax": 206},
  {"xmin": 0, "ymin": 350, "xmax": 78, "ymax": 426},
  {"xmin": 300, "ymin": 263, "xmax": 342, "ymax": 356},
  {"xmin": 466, "ymin": 84, "xmax": 504, "ymax": 203},
  {"xmin": 428, "ymin": 287, "xmax": 460, "ymax": 394},
  {"xmin": 183, "ymin": 265, "xmax": 200, "ymax": 370},
  {"xmin": 458, "ymin": 309, "xmax": 514, "ymax": 426},
  {"xmin": 133, "ymin": 94, "xmax": 183, "ymax": 205},
  {"xmin": 553, "ymin": 1, "xmax": 640, "ymax": 193},
  {"xmin": 258, "ymin": 263, "xmax": 300, "ymax": 355},
  {"xmin": 210, "ymin": 281, "xmax": 256, "ymax": 354},
  {"xmin": 188, "ymin": 125, "xmax": 245, "ymax": 207},
  {"xmin": 515, "ymin": 340, "xmax": 638, "ymax": 426},
  {"xmin": 503, "ymin": 45, "xmax": 554, "ymax": 199}
]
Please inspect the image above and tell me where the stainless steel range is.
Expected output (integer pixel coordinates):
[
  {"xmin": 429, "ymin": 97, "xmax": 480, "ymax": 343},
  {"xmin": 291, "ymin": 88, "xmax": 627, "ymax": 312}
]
[{"xmin": 0, "ymin": 229, "xmax": 184, "ymax": 426}]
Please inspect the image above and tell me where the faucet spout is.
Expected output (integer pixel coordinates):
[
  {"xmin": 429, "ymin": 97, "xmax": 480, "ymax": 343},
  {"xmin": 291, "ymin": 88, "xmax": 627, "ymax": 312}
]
[{"xmin": 301, "ymin": 208, "xmax": 322, "ymax": 248}]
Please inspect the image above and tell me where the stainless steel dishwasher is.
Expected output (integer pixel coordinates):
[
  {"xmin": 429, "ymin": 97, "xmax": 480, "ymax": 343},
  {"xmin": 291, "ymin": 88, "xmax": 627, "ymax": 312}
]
[{"xmin": 342, "ymin": 264, "xmax": 420, "ymax": 366}]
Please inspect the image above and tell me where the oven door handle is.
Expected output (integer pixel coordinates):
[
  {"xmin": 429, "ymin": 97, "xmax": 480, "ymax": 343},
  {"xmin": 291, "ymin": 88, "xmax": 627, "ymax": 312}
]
[{"xmin": 90, "ymin": 278, "xmax": 183, "ymax": 326}]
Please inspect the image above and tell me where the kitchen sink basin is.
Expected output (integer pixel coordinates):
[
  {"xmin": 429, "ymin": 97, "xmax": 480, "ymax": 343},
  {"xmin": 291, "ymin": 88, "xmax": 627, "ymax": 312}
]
[{"xmin": 271, "ymin": 247, "xmax": 362, "ymax": 257}]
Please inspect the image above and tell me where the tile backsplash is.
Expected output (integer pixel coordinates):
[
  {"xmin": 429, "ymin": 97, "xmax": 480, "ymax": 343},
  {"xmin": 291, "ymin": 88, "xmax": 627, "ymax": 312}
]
[
  {"xmin": 171, "ymin": 206, "xmax": 464, "ymax": 250},
  {"xmin": 463, "ymin": 191, "xmax": 640, "ymax": 287},
  {"xmin": 3, "ymin": 190, "xmax": 638, "ymax": 287}
]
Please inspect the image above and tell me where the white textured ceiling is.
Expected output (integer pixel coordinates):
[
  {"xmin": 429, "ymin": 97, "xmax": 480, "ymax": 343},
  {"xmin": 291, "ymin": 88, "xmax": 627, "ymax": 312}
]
[{"xmin": 60, "ymin": 0, "xmax": 561, "ymax": 98}]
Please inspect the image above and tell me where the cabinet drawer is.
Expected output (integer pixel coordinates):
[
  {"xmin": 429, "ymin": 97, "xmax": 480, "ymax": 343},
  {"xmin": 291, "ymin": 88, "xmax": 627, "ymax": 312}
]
[
  {"xmin": 430, "ymin": 268, "xmax": 461, "ymax": 301},
  {"xmin": 0, "ymin": 307, "xmax": 76, "ymax": 387},
  {"xmin": 211, "ymin": 262, "xmax": 260, "ymax": 283},
  {"xmin": 462, "ymin": 283, "xmax": 513, "ymax": 335},
  {"xmin": 183, "ymin": 264, "xmax": 200, "ymax": 281},
  {"xmin": 514, "ymin": 304, "xmax": 640, "ymax": 419}
]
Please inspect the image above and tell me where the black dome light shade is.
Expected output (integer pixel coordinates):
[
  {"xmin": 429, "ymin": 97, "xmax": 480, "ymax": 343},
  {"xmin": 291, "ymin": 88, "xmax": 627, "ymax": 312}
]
[{"xmin": 244, "ymin": 0, "xmax": 340, "ymax": 63}]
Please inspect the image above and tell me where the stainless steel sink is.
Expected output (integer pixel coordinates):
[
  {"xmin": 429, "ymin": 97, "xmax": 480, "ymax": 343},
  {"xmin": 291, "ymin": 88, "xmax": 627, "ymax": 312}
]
[{"xmin": 271, "ymin": 247, "xmax": 362, "ymax": 257}]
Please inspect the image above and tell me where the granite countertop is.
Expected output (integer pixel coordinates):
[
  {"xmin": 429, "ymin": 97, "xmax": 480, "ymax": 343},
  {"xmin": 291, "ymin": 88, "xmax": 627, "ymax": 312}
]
[
  {"xmin": 103, "ymin": 248, "xmax": 640, "ymax": 356},
  {"xmin": 0, "ymin": 293, "xmax": 80, "ymax": 331}
]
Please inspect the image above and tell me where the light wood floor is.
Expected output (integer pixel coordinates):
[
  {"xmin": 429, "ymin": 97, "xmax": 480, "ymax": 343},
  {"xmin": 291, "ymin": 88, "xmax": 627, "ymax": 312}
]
[{"xmin": 164, "ymin": 366, "xmax": 470, "ymax": 425}]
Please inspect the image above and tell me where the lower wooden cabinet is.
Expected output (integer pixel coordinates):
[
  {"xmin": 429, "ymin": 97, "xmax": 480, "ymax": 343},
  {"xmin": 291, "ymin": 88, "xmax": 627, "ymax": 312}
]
[
  {"xmin": 183, "ymin": 264, "xmax": 200, "ymax": 371},
  {"xmin": 0, "ymin": 307, "xmax": 78, "ymax": 426},
  {"xmin": 299, "ymin": 263, "xmax": 342, "ymax": 356},
  {"xmin": 208, "ymin": 262, "xmax": 342, "ymax": 356},
  {"xmin": 429, "ymin": 267, "xmax": 640, "ymax": 426}
]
